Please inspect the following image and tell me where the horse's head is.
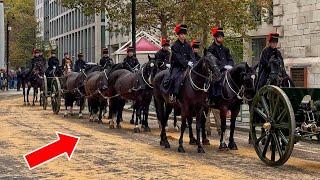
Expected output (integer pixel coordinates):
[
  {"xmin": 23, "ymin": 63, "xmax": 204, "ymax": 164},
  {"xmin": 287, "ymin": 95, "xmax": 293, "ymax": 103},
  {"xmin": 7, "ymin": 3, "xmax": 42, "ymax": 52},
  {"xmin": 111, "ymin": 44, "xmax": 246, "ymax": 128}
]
[
  {"xmin": 142, "ymin": 55, "xmax": 159, "ymax": 86},
  {"xmin": 268, "ymin": 55, "xmax": 283, "ymax": 86},
  {"xmin": 237, "ymin": 62, "xmax": 257, "ymax": 104},
  {"xmin": 202, "ymin": 51, "xmax": 222, "ymax": 82}
]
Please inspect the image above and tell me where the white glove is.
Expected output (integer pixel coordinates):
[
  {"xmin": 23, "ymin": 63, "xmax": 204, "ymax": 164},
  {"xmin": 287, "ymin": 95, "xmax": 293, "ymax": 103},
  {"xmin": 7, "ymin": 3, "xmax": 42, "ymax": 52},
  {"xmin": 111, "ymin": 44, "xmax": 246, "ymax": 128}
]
[
  {"xmin": 53, "ymin": 66, "xmax": 56, "ymax": 69},
  {"xmin": 188, "ymin": 61, "xmax": 194, "ymax": 67},
  {"xmin": 165, "ymin": 64, "xmax": 171, "ymax": 68},
  {"xmin": 224, "ymin": 65, "xmax": 233, "ymax": 70}
]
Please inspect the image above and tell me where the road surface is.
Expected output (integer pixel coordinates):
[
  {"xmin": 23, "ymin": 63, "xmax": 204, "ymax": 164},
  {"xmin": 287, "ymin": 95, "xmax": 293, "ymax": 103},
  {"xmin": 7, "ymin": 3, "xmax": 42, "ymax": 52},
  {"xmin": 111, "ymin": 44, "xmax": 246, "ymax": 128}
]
[{"xmin": 0, "ymin": 95, "xmax": 320, "ymax": 179}]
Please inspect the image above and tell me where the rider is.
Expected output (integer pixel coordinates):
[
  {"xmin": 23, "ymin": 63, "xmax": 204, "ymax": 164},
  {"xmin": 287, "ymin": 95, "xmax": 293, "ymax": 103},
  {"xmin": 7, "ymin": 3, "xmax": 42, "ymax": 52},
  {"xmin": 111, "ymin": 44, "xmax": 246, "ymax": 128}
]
[
  {"xmin": 168, "ymin": 24, "xmax": 195, "ymax": 102},
  {"xmin": 208, "ymin": 27, "xmax": 234, "ymax": 100},
  {"xmin": 62, "ymin": 52, "xmax": 71, "ymax": 68},
  {"xmin": 191, "ymin": 40, "xmax": 201, "ymax": 61},
  {"xmin": 123, "ymin": 46, "xmax": 140, "ymax": 71},
  {"xmin": 155, "ymin": 37, "xmax": 171, "ymax": 69},
  {"xmin": 256, "ymin": 32, "xmax": 285, "ymax": 90},
  {"xmin": 45, "ymin": 49, "xmax": 60, "ymax": 77},
  {"xmin": 99, "ymin": 48, "xmax": 114, "ymax": 69},
  {"xmin": 29, "ymin": 49, "xmax": 45, "ymax": 73},
  {"xmin": 74, "ymin": 53, "xmax": 87, "ymax": 73}
]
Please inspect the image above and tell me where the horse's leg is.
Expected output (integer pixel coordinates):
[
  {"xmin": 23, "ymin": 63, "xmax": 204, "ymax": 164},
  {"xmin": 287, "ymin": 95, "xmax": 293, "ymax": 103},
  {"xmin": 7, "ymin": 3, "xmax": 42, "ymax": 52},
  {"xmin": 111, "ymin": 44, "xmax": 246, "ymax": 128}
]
[
  {"xmin": 32, "ymin": 88, "xmax": 36, "ymax": 106},
  {"xmin": 219, "ymin": 106, "xmax": 228, "ymax": 151},
  {"xmin": 173, "ymin": 109, "xmax": 179, "ymax": 131},
  {"xmin": 23, "ymin": 85, "xmax": 26, "ymax": 105},
  {"xmin": 116, "ymin": 99, "xmax": 125, "ymax": 129},
  {"xmin": 188, "ymin": 116, "xmax": 197, "ymax": 145},
  {"xmin": 156, "ymin": 97, "xmax": 170, "ymax": 148},
  {"xmin": 134, "ymin": 107, "xmax": 141, "ymax": 133},
  {"xmin": 143, "ymin": 106, "xmax": 151, "ymax": 132},
  {"xmin": 78, "ymin": 97, "xmax": 84, "ymax": 118},
  {"xmin": 178, "ymin": 112, "xmax": 187, "ymax": 153},
  {"xmin": 201, "ymin": 110, "xmax": 210, "ymax": 145},
  {"xmin": 98, "ymin": 102, "xmax": 104, "ymax": 124},
  {"xmin": 130, "ymin": 107, "xmax": 135, "ymax": 124},
  {"xmin": 196, "ymin": 110, "xmax": 205, "ymax": 153},
  {"xmin": 27, "ymin": 86, "xmax": 31, "ymax": 105},
  {"xmin": 228, "ymin": 107, "xmax": 240, "ymax": 150}
]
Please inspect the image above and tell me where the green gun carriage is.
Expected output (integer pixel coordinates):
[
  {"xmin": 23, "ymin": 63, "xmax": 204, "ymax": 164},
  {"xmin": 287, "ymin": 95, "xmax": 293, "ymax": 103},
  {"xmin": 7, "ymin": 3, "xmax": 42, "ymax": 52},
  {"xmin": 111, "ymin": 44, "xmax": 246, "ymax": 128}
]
[{"xmin": 250, "ymin": 85, "xmax": 320, "ymax": 166}]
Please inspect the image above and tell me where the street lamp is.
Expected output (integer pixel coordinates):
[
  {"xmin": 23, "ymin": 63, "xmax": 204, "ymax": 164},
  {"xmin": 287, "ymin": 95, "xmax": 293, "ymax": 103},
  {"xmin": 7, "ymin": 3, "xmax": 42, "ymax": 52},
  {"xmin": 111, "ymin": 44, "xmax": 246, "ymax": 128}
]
[
  {"xmin": 6, "ymin": 12, "xmax": 14, "ymax": 90},
  {"xmin": 131, "ymin": 0, "xmax": 136, "ymax": 56}
]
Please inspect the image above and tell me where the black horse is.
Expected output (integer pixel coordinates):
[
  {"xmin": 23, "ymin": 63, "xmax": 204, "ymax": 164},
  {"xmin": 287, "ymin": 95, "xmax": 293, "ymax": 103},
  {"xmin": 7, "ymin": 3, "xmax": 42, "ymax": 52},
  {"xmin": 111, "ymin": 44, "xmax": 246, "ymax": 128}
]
[
  {"xmin": 154, "ymin": 52, "xmax": 221, "ymax": 153},
  {"xmin": 213, "ymin": 62, "xmax": 257, "ymax": 150}
]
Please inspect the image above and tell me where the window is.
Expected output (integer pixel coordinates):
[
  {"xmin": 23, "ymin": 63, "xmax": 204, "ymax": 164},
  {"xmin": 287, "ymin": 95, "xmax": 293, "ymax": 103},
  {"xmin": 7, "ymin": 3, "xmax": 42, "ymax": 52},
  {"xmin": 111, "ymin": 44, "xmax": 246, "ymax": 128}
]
[
  {"xmin": 252, "ymin": 37, "xmax": 266, "ymax": 65},
  {"xmin": 291, "ymin": 67, "xmax": 307, "ymax": 87}
]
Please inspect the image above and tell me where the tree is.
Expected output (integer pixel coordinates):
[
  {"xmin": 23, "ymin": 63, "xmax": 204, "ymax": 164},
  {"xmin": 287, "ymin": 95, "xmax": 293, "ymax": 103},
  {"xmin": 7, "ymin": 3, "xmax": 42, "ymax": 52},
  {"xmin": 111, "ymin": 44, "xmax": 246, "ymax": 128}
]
[{"xmin": 4, "ymin": 0, "xmax": 38, "ymax": 69}]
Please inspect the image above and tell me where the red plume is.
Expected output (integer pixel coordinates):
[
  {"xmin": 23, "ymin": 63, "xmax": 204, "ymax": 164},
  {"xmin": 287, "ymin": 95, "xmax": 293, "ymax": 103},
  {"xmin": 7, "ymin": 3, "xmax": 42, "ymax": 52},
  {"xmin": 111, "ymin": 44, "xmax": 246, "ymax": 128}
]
[
  {"xmin": 174, "ymin": 24, "xmax": 181, "ymax": 34},
  {"xmin": 211, "ymin": 27, "xmax": 218, "ymax": 36}
]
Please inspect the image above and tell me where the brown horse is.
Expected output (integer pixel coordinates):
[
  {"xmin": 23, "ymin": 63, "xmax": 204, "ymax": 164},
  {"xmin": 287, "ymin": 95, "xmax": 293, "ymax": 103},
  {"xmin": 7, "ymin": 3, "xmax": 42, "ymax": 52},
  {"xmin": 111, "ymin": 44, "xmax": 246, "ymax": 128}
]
[
  {"xmin": 108, "ymin": 56, "xmax": 159, "ymax": 132},
  {"xmin": 63, "ymin": 64, "xmax": 100, "ymax": 118},
  {"xmin": 153, "ymin": 52, "xmax": 221, "ymax": 153}
]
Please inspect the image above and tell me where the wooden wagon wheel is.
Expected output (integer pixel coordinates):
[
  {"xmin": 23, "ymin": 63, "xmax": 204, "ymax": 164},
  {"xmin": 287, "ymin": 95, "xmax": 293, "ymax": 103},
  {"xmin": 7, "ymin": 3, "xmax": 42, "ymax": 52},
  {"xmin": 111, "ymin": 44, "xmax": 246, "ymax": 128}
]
[
  {"xmin": 51, "ymin": 77, "xmax": 61, "ymax": 114},
  {"xmin": 41, "ymin": 75, "xmax": 48, "ymax": 110},
  {"xmin": 250, "ymin": 85, "xmax": 296, "ymax": 166}
]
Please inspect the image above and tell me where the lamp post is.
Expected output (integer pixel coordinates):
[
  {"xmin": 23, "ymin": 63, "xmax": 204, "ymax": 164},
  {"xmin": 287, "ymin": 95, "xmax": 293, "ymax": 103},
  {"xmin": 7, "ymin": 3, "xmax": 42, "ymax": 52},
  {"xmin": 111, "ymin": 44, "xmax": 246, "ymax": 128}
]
[
  {"xmin": 131, "ymin": 0, "xmax": 136, "ymax": 56},
  {"xmin": 6, "ymin": 14, "xmax": 13, "ymax": 90}
]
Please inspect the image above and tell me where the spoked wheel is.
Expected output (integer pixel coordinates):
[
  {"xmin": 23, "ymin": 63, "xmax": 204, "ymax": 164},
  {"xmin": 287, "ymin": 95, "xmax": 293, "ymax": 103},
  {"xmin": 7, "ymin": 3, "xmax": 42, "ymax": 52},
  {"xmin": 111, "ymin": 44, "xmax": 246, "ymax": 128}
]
[
  {"xmin": 41, "ymin": 75, "xmax": 48, "ymax": 110},
  {"xmin": 250, "ymin": 85, "xmax": 295, "ymax": 166},
  {"xmin": 51, "ymin": 77, "xmax": 61, "ymax": 114}
]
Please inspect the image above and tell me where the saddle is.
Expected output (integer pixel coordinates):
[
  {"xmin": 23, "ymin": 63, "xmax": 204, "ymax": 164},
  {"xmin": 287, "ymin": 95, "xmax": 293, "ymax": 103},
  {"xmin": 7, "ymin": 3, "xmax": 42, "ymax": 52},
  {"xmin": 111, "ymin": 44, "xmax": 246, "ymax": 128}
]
[{"xmin": 160, "ymin": 68, "xmax": 189, "ymax": 95}]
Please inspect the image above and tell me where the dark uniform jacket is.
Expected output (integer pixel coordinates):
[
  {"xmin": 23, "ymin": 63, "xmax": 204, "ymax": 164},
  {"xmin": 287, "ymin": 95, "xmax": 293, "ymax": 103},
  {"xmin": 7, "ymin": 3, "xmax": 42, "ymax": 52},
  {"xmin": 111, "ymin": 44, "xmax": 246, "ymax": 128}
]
[
  {"xmin": 171, "ymin": 39, "xmax": 195, "ymax": 70},
  {"xmin": 155, "ymin": 49, "xmax": 170, "ymax": 64},
  {"xmin": 123, "ymin": 56, "xmax": 140, "ymax": 70},
  {"xmin": 256, "ymin": 46, "xmax": 285, "ymax": 90},
  {"xmin": 48, "ymin": 57, "xmax": 60, "ymax": 69},
  {"xmin": 100, "ymin": 56, "xmax": 114, "ymax": 69},
  {"xmin": 207, "ymin": 42, "xmax": 234, "ymax": 71},
  {"xmin": 30, "ymin": 56, "xmax": 45, "ymax": 72},
  {"xmin": 74, "ymin": 59, "xmax": 87, "ymax": 72},
  {"xmin": 194, "ymin": 52, "xmax": 201, "ymax": 62}
]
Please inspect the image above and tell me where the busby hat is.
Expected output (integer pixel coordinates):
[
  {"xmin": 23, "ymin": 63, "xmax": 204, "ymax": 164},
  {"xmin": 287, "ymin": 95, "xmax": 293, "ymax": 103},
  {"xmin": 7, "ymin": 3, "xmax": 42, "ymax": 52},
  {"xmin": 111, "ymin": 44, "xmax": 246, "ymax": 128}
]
[
  {"xmin": 127, "ymin": 46, "xmax": 134, "ymax": 52},
  {"xmin": 161, "ymin": 37, "xmax": 170, "ymax": 47},
  {"xmin": 174, "ymin": 24, "xmax": 188, "ymax": 35},
  {"xmin": 268, "ymin": 32, "xmax": 279, "ymax": 43},
  {"xmin": 102, "ymin": 48, "xmax": 109, "ymax": 54},
  {"xmin": 211, "ymin": 27, "xmax": 224, "ymax": 37},
  {"xmin": 191, "ymin": 40, "xmax": 201, "ymax": 49},
  {"xmin": 78, "ymin": 52, "xmax": 84, "ymax": 57},
  {"xmin": 34, "ymin": 49, "xmax": 40, "ymax": 54}
]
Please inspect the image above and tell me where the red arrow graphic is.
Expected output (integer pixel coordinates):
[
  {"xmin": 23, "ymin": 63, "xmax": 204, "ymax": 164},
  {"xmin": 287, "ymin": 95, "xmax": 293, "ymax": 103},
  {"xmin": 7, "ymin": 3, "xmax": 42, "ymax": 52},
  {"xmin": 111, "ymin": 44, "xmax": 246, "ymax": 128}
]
[{"xmin": 24, "ymin": 132, "xmax": 80, "ymax": 170}]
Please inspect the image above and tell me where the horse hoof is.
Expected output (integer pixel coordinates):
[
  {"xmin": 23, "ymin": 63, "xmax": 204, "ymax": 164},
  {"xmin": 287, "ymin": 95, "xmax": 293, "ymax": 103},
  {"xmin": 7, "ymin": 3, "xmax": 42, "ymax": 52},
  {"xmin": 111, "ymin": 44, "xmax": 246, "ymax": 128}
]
[
  {"xmin": 109, "ymin": 124, "xmax": 115, "ymax": 129},
  {"xmin": 219, "ymin": 142, "xmax": 229, "ymax": 151},
  {"xmin": 178, "ymin": 146, "xmax": 185, "ymax": 153},
  {"xmin": 198, "ymin": 147, "xmax": 205, "ymax": 153},
  {"xmin": 23, "ymin": 103, "xmax": 26, "ymax": 106},
  {"xmin": 134, "ymin": 128, "xmax": 140, "ymax": 133},
  {"xmin": 164, "ymin": 142, "xmax": 171, "ymax": 149},
  {"xmin": 228, "ymin": 141, "xmax": 238, "ymax": 150},
  {"xmin": 189, "ymin": 138, "xmax": 197, "ymax": 145},
  {"xmin": 130, "ymin": 119, "xmax": 134, "ymax": 124},
  {"xmin": 202, "ymin": 139, "xmax": 210, "ymax": 145},
  {"xmin": 144, "ymin": 126, "xmax": 151, "ymax": 132},
  {"xmin": 32, "ymin": 104, "xmax": 35, "ymax": 106},
  {"xmin": 116, "ymin": 124, "xmax": 121, "ymax": 129},
  {"xmin": 27, "ymin": 103, "xmax": 31, "ymax": 106},
  {"xmin": 78, "ymin": 114, "xmax": 83, "ymax": 119}
]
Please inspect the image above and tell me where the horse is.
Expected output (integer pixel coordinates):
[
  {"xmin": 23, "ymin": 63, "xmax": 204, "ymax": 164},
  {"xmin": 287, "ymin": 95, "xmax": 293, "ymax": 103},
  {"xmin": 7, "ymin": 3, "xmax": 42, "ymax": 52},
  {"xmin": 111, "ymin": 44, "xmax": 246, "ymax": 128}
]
[
  {"xmin": 85, "ymin": 63, "xmax": 132, "ymax": 124},
  {"xmin": 108, "ymin": 56, "xmax": 159, "ymax": 132},
  {"xmin": 63, "ymin": 64, "xmax": 101, "ymax": 118},
  {"xmin": 153, "ymin": 52, "xmax": 221, "ymax": 153},
  {"xmin": 212, "ymin": 62, "xmax": 257, "ymax": 150}
]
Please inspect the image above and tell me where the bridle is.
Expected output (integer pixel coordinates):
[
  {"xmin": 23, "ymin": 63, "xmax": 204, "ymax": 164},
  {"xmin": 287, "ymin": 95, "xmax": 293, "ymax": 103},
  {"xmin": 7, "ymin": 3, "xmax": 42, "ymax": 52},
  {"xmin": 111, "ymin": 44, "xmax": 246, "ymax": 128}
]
[{"xmin": 189, "ymin": 60, "xmax": 216, "ymax": 92}]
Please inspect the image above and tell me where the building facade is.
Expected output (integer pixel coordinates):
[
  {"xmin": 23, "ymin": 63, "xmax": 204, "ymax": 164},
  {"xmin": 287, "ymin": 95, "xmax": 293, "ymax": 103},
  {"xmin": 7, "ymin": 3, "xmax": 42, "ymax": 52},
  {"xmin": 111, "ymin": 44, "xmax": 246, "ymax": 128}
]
[
  {"xmin": 273, "ymin": 0, "xmax": 320, "ymax": 88},
  {"xmin": 0, "ymin": 0, "xmax": 5, "ymax": 68},
  {"xmin": 245, "ymin": 0, "xmax": 320, "ymax": 88},
  {"xmin": 35, "ymin": 0, "xmax": 131, "ymax": 63}
]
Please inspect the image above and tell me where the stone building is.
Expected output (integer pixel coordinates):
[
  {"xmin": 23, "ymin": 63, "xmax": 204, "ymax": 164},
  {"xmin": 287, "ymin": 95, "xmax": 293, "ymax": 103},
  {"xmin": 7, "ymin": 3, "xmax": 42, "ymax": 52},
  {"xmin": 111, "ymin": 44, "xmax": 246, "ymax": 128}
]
[{"xmin": 246, "ymin": 0, "xmax": 320, "ymax": 88}]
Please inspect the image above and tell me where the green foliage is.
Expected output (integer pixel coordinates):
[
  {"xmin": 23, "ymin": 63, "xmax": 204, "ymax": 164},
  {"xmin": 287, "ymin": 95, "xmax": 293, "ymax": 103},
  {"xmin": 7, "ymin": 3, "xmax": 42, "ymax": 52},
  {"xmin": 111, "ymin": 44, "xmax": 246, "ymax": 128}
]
[
  {"xmin": 223, "ymin": 37, "xmax": 244, "ymax": 64},
  {"xmin": 4, "ymin": 0, "xmax": 38, "ymax": 69}
]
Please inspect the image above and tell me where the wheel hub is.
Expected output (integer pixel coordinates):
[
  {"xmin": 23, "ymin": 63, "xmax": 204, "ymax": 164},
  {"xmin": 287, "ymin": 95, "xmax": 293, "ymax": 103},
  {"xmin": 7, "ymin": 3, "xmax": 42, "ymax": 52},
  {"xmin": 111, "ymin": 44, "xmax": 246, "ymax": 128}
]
[{"xmin": 263, "ymin": 122, "xmax": 271, "ymax": 131}]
